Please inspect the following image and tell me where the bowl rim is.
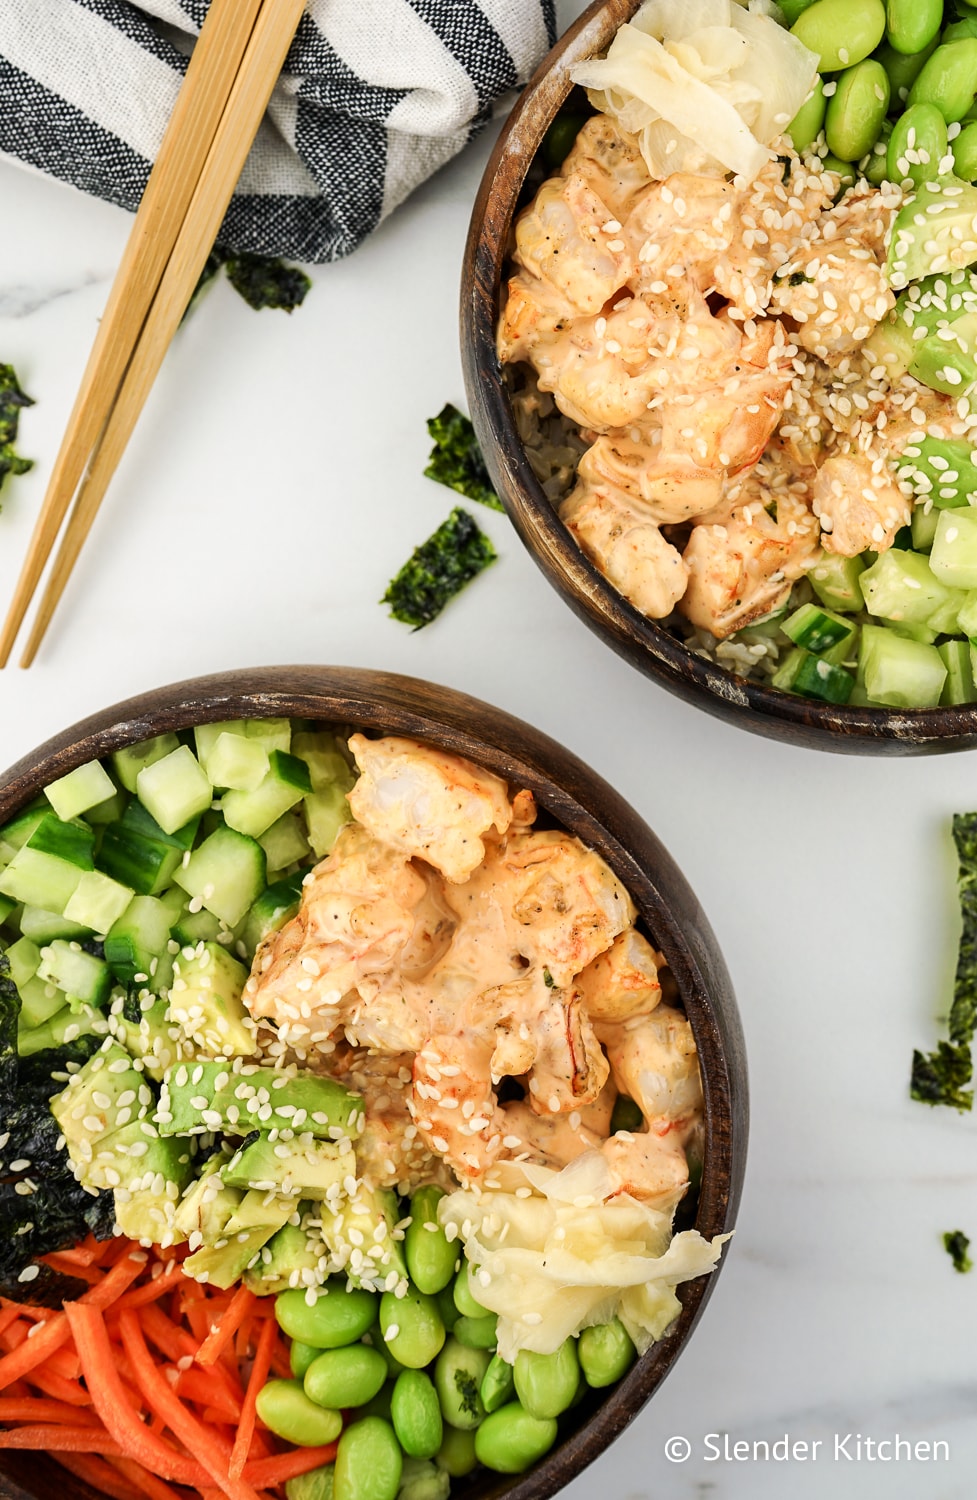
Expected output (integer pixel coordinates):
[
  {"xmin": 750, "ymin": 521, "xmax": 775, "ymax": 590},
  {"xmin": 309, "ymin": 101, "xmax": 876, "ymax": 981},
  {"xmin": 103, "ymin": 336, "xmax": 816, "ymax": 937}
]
[
  {"xmin": 461, "ymin": 0, "xmax": 977, "ymax": 753},
  {"xmin": 0, "ymin": 665, "xmax": 747, "ymax": 1500}
]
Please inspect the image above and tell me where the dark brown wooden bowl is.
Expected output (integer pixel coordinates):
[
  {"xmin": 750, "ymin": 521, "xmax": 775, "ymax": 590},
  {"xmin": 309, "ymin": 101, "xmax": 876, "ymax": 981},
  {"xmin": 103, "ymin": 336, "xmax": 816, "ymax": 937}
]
[
  {"xmin": 0, "ymin": 666, "xmax": 745, "ymax": 1500},
  {"xmin": 461, "ymin": 0, "xmax": 977, "ymax": 754}
]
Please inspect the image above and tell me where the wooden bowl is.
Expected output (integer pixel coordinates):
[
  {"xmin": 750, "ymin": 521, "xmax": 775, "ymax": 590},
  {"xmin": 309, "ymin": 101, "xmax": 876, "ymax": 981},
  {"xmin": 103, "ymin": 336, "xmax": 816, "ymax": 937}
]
[
  {"xmin": 0, "ymin": 666, "xmax": 746, "ymax": 1500},
  {"xmin": 461, "ymin": 0, "xmax": 977, "ymax": 755}
]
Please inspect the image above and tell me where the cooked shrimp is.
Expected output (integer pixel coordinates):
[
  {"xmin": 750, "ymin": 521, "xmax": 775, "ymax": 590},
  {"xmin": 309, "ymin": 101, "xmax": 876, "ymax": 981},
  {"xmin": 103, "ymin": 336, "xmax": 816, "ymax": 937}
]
[
  {"xmin": 329, "ymin": 1045, "xmax": 451, "ymax": 1192},
  {"xmin": 514, "ymin": 173, "xmax": 633, "ymax": 316},
  {"xmin": 598, "ymin": 1003, "xmax": 703, "ymax": 1142},
  {"xmin": 574, "ymin": 930, "xmax": 663, "ymax": 1023},
  {"xmin": 409, "ymin": 1034, "xmax": 509, "ymax": 1180},
  {"xmin": 812, "ymin": 453, "xmax": 912, "ymax": 556},
  {"xmin": 560, "ymin": 478, "xmax": 689, "ymax": 617},
  {"xmin": 561, "ymin": 114, "xmax": 653, "ymax": 221}
]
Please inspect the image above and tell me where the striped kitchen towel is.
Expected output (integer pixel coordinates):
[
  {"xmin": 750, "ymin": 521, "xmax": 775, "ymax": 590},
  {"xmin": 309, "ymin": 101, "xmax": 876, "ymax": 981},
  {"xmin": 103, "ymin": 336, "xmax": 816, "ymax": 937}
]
[{"xmin": 0, "ymin": 0, "xmax": 556, "ymax": 263}]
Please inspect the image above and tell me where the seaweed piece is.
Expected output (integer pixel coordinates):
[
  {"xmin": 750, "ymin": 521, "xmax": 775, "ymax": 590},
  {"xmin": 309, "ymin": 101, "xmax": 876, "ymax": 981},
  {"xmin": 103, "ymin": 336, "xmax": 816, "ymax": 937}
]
[
  {"xmin": 911, "ymin": 813, "xmax": 977, "ymax": 1111},
  {"xmin": 424, "ymin": 404, "xmax": 503, "ymax": 512},
  {"xmin": 0, "ymin": 955, "xmax": 21, "ymax": 1099},
  {"xmin": 224, "ymin": 253, "xmax": 311, "ymax": 313},
  {"xmin": 0, "ymin": 1261, "xmax": 88, "ymax": 1307},
  {"xmin": 0, "ymin": 364, "xmax": 34, "ymax": 495},
  {"xmin": 944, "ymin": 1229, "xmax": 972, "ymax": 1274},
  {"xmin": 382, "ymin": 507, "xmax": 497, "ymax": 629}
]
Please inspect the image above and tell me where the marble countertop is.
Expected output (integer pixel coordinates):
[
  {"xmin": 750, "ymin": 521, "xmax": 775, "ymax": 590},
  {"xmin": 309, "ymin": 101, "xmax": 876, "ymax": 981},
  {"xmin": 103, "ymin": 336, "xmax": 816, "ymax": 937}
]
[{"xmin": 0, "ymin": 4, "xmax": 974, "ymax": 1495}]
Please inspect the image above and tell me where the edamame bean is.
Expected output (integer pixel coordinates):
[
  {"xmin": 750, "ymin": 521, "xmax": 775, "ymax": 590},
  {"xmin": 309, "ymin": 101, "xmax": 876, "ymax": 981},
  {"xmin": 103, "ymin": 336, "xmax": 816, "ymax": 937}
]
[
  {"xmin": 433, "ymin": 1337, "xmax": 490, "ymax": 1430},
  {"xmin": 885, "ymin": 0, "xmax": 942, "ymax": 58},
  {"xmin": 276, "ymin": 1285, "xmax": 378, "ymax": 1349},
  {"xmin": 779, "ymin": 0, "xmax": 817, "ymax": 23},
  {"xmin": 354, "ymin": 1382, "xmax": 395, "ymax": 1422},
  {"xmin": 391, "ymin": 1369, "xmax": 444, "ymax": 1459},
  {"xmin": 365, "ymin": 1325, "xmax": 407, "ymax": 1379},
  {"xmin": 452, "ymin": 1265, "xmax": 487, "ymax": 1320},
  {"xmin": 909, "ymin": 40, "xmax": 977, "ymax": 122},
  {"xmin": 821, "ymin": 153, "xmax": 858, "ymax": 190},
  {"xmin": 452, "ymin": 1314, "xmax": 498, "ymax": 1351},
  {"xmin": 480, "ymin": 1354, "xmax": 515, "ymax": 1415},
  {"xmin": 474, "ymin": 1403, "xmax": 559, "ymax": 1475},
  {"xmin": 254, "ymin": 1380, "xmax": 344, "ymax": 1447},
  {"xmin": 304, "ymin": 1345, "xmax": 388, "ymax": 1410},
  {"xmin": 290, "ymin": 1341, "xmax": 322, "ymax": 1381},
  {"xmin": 787, "ymin": 79, "xmax": 826, "ymax": 154},
  {"xmin": 434, "ymin": 1425, "xmax": 478, "ymax": 1478},
  {"xmin": 435, "ymin": 1286, "xmax": 460, "ymax": 1333},
  {"xmin": 944, "ymin": 18, "xmax": 977, "ymax": 44},
  {"xmin": 826, "ymin": 60, "xmax": 890, "ymax": 162},
  {"xmin": 334, "ymin": 1418, "xmax": 403, "ymax": 1500},
  {"xmin": 862, "ymin": 120, "xmax": 893, "ymax": 184},
  {"xmin": 404, "ymin": 1188, "xmax": 456, "ymax": 1296},
  {"xmin": 513, "ymin": 1339, "xmax": 580, "ymax": 1420},
  {"xmin": 953, "ymin": 120, "xmax": 977, "ymax": 179},
  {"xmin": 887, "ymin": 100, "xmax": 948, "ymax": 186},
  {"xmin": 285, "ymin": 1466, "xmax": 334, "ymax": 1500},
  {"xmin": 791, "ymin": 0, "xmax": 886, "ymax": 73},
  {"xmin": 877, "ymin": 37, "xmax": 939, "ymax": 107},
  {"xmin": 398, "ymin": 1460, "xmax": 450, "ymax": 1500},
  {"xmin": 577, "ymin": 1319, "xmax": 637, "ymax": 1389},
  {"xmin": 379, "ymin": 1288, "xmax": 445, "ymax": 1370}
]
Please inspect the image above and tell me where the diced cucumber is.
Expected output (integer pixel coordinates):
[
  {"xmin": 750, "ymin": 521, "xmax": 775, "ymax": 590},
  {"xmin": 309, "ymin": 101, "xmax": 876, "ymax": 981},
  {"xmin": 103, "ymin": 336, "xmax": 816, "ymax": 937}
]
[
  {"xmin": 0, "ymin": 848, "xmax": 86, "ymax": 915},
  {"xmin": 173, "ymin": 825, "xmax": 266, "ymax": 928},
  {"xmin": 781, "ymin": 602, "xmax": 856, "ymax": 654},
  {"xmin": 18, "ymin": 1003, "xmax": 102, "ymax": 1056},
  {"xmin": 859, "ymin": 623, "xmax": 948, "ymax": 707},
  {"xmin": 167, "ymin": 942, "xmax": 254, "ymax": 1057},
  {"xmin": 6, "ymin": 935, "xmax": 40, "ymax": 990},
  {"xmin": 912, "ymin": 504, "xmax": 940, "ymax": 551},
  {"xmin": 771, "ymin": 646, "xmax": 854, "ymax": 703},
  {"xmin": 37, "ymin": 940, "xmax": 112, "ymax": 1008},
  {"xmin": 958, "ymin": 589, "xmax": 977, "ymax": 636},
  {"xmin": 241, "ymin": 873, "xmax": 304, "ymax": 959},
  {"xmin": 27, "ymin": 814, "xmax": 94, "ymax": 869},
  {"xmin": 860, "ymin": 548, "xmax": 957, "ymax": 623},
  {"xmin": 939, "ymin": 639, "xmax": 977, "ymax": 703},
  {"xmin": 111, "ymin": 734, "xmax": 181, "ymax": 793},
  {"xmin": 202, "ymin": 732, "xmax": 269, "ymax": 793},
  {"xmin": 304, "ymin": 782, "xmax": 351, "ymax": 858},
  {"xmin": 19, "ymin": 905, "xmax": 92, "ymax": 944},
  {"xmin": 927, "ymin": 587, "xmax": 969, "ymax": 633},
  {"xmin": 84, "ymin": 787, "xmax": 128, "ymax": 826},
  {"xmin": 63, "ymin": 870, "xmax": 133, "ymax": 934},
  {"xmin": 97, "ymin": 801, "xmax": 200, "ymax": 896},
  {"xmin": 241, "ymin": 719, "xmax": 292, "ymax": 755},
  {"xmin": 291, "ymin": 731, "xmax": 354, "ymax": 791},
  {"xmin": 171, "ymin": 906, "xmax": 223, "ymax": 947},
  {"xmin": 17, "ymin": 975, "xmax": 66, "ymax": 1031},
  {"xmin": 0, "ymin": 803, "xmax": 48, "ymax": 865},
  {"xmin": 0, "ymin": 895, "xmax": 17, "ymax": 926},
  {"xmin": 897, "ymin": 436, "xmax": 977, "ymax": 510},
  {"xmin": 807, "ymin": 552, "xmax": 866, "ymax": 612},
  {"xmin": 136, "ymin": 747, "xmax": 213, "ymax": 836},
  {"xmin": 258, "ymin": 812, "xmax": 309, "ymax": 874},
  {"xmin": 930, "ymin": 507, "xmax": 977, "ymax": 588},
  {"xmin": 105, "ymin": 894, "xmax": 178, "ymax": 988},
  {"xmin": 222, "ymin": 751, "xmax": 312, "ymax": 839},
  {"xmin": 43, "ymin": 761, "xmax": 115, "ymax": 822},
  {"xmin": 887, "ymin": 620, "xmax": 939, "ymax": 643}
]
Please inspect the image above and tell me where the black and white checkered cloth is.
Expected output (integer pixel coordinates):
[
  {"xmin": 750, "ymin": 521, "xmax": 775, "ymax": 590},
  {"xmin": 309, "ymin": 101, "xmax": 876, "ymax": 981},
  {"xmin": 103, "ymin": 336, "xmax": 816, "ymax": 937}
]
[{"xmin": 0, "ymin": 0, "xmax": 556, "ymax": 262}]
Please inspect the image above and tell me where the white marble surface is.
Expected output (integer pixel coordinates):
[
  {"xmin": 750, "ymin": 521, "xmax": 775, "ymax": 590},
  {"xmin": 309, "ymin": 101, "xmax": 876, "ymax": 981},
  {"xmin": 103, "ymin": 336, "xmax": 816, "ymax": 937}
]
[{"xmin": 0, "ymin": 4, "xmax": 975, "ymax": 1495}]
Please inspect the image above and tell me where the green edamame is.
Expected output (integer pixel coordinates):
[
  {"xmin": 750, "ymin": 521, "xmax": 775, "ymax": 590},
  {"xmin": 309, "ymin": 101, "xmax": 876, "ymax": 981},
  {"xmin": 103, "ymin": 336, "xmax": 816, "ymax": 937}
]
[
  {"xmin": 433, "ymin": 1337, "xmax": 491, "ymax": 1430},
  {"xmin": 791, "ymin": 0, "xmax": 886, "ymax": 73},
  {"xmin": 276, "ymin": 1284, "xmax": 378, "ymax": 1349},
  {"xmin": 285, "ymin": 1466, "xmax": 334, "ymax": 1500},
  {"xmin": 512, "ymin": 1339, "xmax": 580, "ymax": 1420},
  {"xmin": 435, "ymin": 1285, "xmax": 460, "ymax": 1333},
  {"xmin": 434, "ymin": 1425, "xmax": 478, "ymax": 1478},
  {"xmin": 778, "ymin": 0, "xmax": 817, "ymax": 22},
  {"xmin": 304, "ymin": 1345, "xmax": 388, "ymax": 1410},
  {"xmin": 954, "ymin": 120, "xmax": 977, "ymax": 179},
  {"xmin": 826, "ymin": 60, "xmax": 890, "ymax": 163},
  {"xmin": 334, "ymin": 1418, "xmax": 403, "ymax": 1500},
  {"xmin": 821, "ymin": 153, "xmax": 858, "ymax": 190},
  {"xmin": 887, "ymin": 101, "xmax": 948, "ymax": 186},
  {"xmin": 404, "ymin": 1188, "xmax": 456, "ymax": 1296},
  {"xmin": 877, "ymin": 37, "xmax": 939, "ymax": 107},
  {"xmin": 944, "ymin": 19, "xmax": 977, "ymax": 44},
  {"xmin": 451, "ymin": 1265, "xmax": 487, "ymax": 1320},
  {"xmin": 908, "ymin": 40, "xmax": 977, "ymax": 122},
  {"xmin": 365, "ymin": 1325, "xmax": 407, "ymax": 1378},
  {"xmin": 354, "ymin": 1382, "xmax": 395, "ymax": 1423},
  {"xmin": 452, "ymin": 1313, "xmax": 498, "ymax": 1351},
  {"xmin": 480, "ymin": 1354, "xmax": 515, "ymax": 1415},
  {"xmin": 391, "ymin": 1369, "xmax": 444, "ymax": 1459},
  {"xmin": 863, "ymin": 120, "xmax": 893, "ymax": 184},
  {"xmin": 474, "ymin": 1403, "xmax": 559, "ymax": 1475},
  {"xmin": 290, "ymin": 1341, "xmax": 322, "ymax": 1381},
  {"xmin": 398, "ymin": 1460, "xmax": 450, "ymax": 1500},
  {"xmin": 577, "ymin": 1319, "xmax": 637, "ymax": 1389},
  {"xmin": 254, "ymin": 1380, "xmax": 344, "ymax": 1447},
  {"xmin": 379, "ymin": 1288, "xmax": 446, "ymax": 1370},
  {"xmin": 885, "ymin": 0, "xmax": 942, "ymax": 58}
]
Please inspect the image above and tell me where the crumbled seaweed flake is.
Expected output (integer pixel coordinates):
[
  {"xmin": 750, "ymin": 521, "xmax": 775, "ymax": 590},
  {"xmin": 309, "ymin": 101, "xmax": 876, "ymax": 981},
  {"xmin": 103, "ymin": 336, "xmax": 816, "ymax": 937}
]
[
  {"xmin": 224, "ymin": 253, "xmax": 311, "ymax": 313},
  {"xmin": 944, "ymin": 1229, "xmax": 973, "ymax": 1274},
  {"xmin": 910, "ymin": 1041, "xmax": 972, "ymax": 1111},
  {"xmin": 911, "ymin": 813, "xmax": 977, "ymax": 1111},
  {"xmin": 382, "ymin": 507, "xmax": 497, "ymax": 630},
  {"xmin": 0, "ymin": 364, "xmax": 34, "ymax": 495},
  {"xmin": 424, "ymin": 404, "xmax": 503, "ymax": 512}
]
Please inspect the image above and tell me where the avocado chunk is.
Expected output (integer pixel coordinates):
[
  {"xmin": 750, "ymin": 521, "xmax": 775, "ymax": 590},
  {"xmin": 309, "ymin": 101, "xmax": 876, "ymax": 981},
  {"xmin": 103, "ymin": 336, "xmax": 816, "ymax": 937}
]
[
  {"xmin": 322, "ymin": 1183, "xmax": 408, "ymax": 1293},
  {"xmin": 172, "ymin": 1155, "xmax": 244, "ymax": 1241},
  {"xmin": 51, "ymin": 1041, "xmax": 154, "ymax": 1156},
  {"xmin": 167, "ymin": 942, "xmax": 255, "ymax": 1058},
  {"xmin": 908, "ymin": 310, "xmax": 977, "ymax": 393},
  {"xmin": 224, "ymin": 1189, "xmax": 296, "ymax": 1235},
  {"xmin": 113, "ymin": 996, "xmax": 185, "ymax": 1083},
  {"xmin": 244, "ymin": 1217, "xmax": 326, "ymax": 1296},
  {"xmin": 114, "ymin": 1186, "xmax": 183, "ymax": 1243},
  {"xmin": 888, "ymin": 177, "xmax": 977, "ymax": 288},
  {"xmin": 80, "ymin": 1118, "xmax": 195, "ymax": 1194},
  {"xmin": 157, "ymin": 1059, "xmax": 364, "ymax": 1140},
  {"xmin": 223, "ymin": 1133, "xmax": 356, "ymax": 1200},
  {"xmin": 183, "ymin": 1225, "xmax": 288, "ymax": 1289}
]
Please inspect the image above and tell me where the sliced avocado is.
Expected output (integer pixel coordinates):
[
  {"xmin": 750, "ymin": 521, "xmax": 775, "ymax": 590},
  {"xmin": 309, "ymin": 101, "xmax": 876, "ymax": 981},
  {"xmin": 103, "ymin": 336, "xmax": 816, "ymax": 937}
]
[
  {"xmin": 183, "ymin": 1225, "xmax": 285, "ymax": 1289},
  {"xmin": 51, "ymin": 1040, "xmax": 154, "ymax": 1155},
  {"xmin": 157, "ymin": 1059, "xmax": 364, "ymax": 1140},
  {"xmin": 223, "ymin": 1133, "xmax": 356, "ymax": 1199},
  {"xmin": 167, "ymin": 941, "xmax": 254, "ymax": 1057},
  {"xmin": 224, "ymin": 1189, "xmax": 295, "ymax": 1235},
  {"xmin": 887, "ymin": 177, "xmax": 977, "ymax": 288},
  {"xmin": 908, "ymin": 309, "xmax": 977, "ymax": 393},
  {"xmin": 113, "ymin": 996, "xmax": 185, "ymax": 1083},
  {"xmin": 244, "ymin": 1217, "xmax": 325, "ymax": 1296},
  {"xmin": 172, "ymin": 1154, "xmax": 244, "ymax": 1241},
  {"xmin": 80, "ymin": 1118, "xmax": 195, "ymax": 1194},
  {"xmin": 114, "ymin": 1185, "xmax": 183, "ymax": 1244},
  {"xmin": 322, "ymin": 1183, "xmax": 407, "ymax": 1293}
]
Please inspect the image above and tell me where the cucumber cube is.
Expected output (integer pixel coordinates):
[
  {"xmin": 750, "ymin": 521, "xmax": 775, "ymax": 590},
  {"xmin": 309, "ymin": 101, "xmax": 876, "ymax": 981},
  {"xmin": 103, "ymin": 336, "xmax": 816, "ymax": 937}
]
[
  {"xmin": 242, "ymin": 719, "xmax": 292, "ymax": 755},
  {"xmin": 292, "ymin": 731, "xmax": 354, "ymax": 791},
  {"xmin": 17, "ymin": 975, "xmax": 66, "ymax": 1031},
  {"xmin": 860, "ymin": 623, "xmax": 947, "ymax": 708},
  {"xmin": 258, "ymin": 812, "xmax": 309, "ymax": 874},
  {"xmin": 27, "ymin": 815, "xmax": 94, "ymax": 869},
  {"xmin": 97, "ymin": 801, "xmax": 199, "ymax": 897},
  {"xmin": 930, "ymin": 508, "xmax": 977, "ymax": 588},
  {"xmin": 170, "ymin": 905, "xmax": 222, "ymax": 947},
  {"xmin": 17, "ymin": 1003, "xmax": 102, "ymax": 1056},
  {"xmin": 912, "ymin": 504, "xmax": 940, "ymax": 552},
  {"xmin": 0, "ymin": 848, "xmax": 85, "ymax": 915},
  {"xmin": 105, "ymin": 894, "xmax": 177, "ymax": 987},
  {"xmin": 771, "ymin": 647, "xmax": 854, "ymax": 704},
  {"xmin": 44, "ymin": 761, "xmax": 115, "ymax": 822},
  {"xmin": 19, "ymin": 906, "xmax": 92, "ymax": 944},
  {"xmin": 112, "ymin": 734, "xmax": 181, "ymax": 794},
  {"xmin": 37, "ymin": 940, "xmax": 112, "ymax": 1008},
  {"xmin": 173, "ymin": 824, "xmax": 266, "ymax": 927},
  {"xmin": 939, "ymin": 639, "xmax": 977, "ymax": 703},
  {"xmin": 860, "ymin": 548, "xmax": 957, "ymax": 623},
  {"xmin": 84, "ymin": 788, "xmax": 128, "ymax": 826},
  {"xmin": 0, "ymin": 804, "xmax": 48, "ymax": 864},
  {"xmin": 203, "ymin": 732, "xmax": 269, "ymax": 793},
  {"xmin": 241, "ymin": 873, "xmax": 304, "ymax": 960},
  {"xmin": 168, "ymin": 941, "xmax": 254, "ymax": 1057},
  {"xmin": 222, "ymin": 751, "xmax": 312, "ymax": 839},
  {"xmin": 808, "ymin": 552, "xmax": 866, "ymax": 612},
  {"xmin": 304, "ymin": 782, "xmax": 351, "ymax": 858},
  {"xmin": 0, "ymin": 895, "xmax": 17, "ymax": 927},
  {"xmin": 63, "ymin": 871, "xmax": 134, "ymax": 934},
  {"xmin": 958, "ymin": 589, "xmax": 977, "ymax": 636},
  {"xmin": 6, "ymin": 935, "xmax": 40, "ymax": 989},
  {"xmin": 136, "ymin": 747, "xmax": 213, "ymax": 836},
  {"xmin": 781, "ymin": 603, "xmax": 856, "ymax": 654}
]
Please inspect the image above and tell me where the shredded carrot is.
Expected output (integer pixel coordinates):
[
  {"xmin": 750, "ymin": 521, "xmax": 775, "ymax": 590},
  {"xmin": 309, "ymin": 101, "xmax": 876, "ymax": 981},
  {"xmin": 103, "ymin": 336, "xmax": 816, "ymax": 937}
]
[
  {"xmin": 243, "ymin": 1444, "xmax": 340, "ymax": 1486},
  {"xmin": 138, "ymin": 1301, "xmax": 198, "ymax": 1363},
  {"xmin": 27, "ymin": 1366, "xmax": 93, "ymax": 1405},
  {"xmin": 113, "ymin": 1453, "xmax": 189, "ymax": 1500},
  {"xmin": 39, "ymin": 1252, "xmax": 105, "ymax": 1283},
  {"xmin": 0, "ymin": 1311, "xmax": 71, "ymax": 1391},
  {"xmin": 116, "ymin": 1261, "xmax": 183, "ymax": 1309},
  {"xmin": 48, "ymin": 1237, "xmax": 104, "ymax": 1267},
  {"xmin": 174, "ymin": 1366, "xmax": 243, "ymax": 1419},
  {"xmin": 56, "ymin": 1451, "xmax": 146, "ymax": 1500},
  {"xmin": 195, "ymin": 1283, "xmax": 255, "ymax": 1367},
  {"xmin": 230, "ymin": 1310, "xmax": 278, "ymax": 1481},
  {"xmin": 0, "ymin": 1423, "xmax": 125, "ymax": 1453},
  {"xmin": 0, "ymin": 1303, "xmax": 26, "ymax": 1336}
]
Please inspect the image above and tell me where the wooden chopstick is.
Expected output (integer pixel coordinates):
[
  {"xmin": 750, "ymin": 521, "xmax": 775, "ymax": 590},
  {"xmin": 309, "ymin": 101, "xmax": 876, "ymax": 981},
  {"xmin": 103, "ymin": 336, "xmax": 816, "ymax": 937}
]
[{"xmin": 0, "ymin": 0, "xmax": 268, "ymax": 668}]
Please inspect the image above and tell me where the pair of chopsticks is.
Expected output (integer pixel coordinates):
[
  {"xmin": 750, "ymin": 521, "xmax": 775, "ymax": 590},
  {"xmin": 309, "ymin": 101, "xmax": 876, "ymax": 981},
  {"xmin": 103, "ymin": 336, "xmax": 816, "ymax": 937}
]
[{"xmin": 0, "ymin": 0, "xmax": 307, "ymax": 668}]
